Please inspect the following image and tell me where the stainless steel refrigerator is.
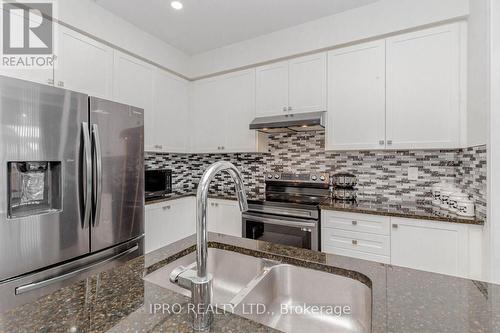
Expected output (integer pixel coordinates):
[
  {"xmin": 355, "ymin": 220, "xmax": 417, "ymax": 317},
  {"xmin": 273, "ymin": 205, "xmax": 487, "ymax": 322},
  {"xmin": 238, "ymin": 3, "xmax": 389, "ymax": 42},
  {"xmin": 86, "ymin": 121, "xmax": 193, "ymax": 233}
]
[{"xmin": 0, "ymin": 76, "xmax": 144, "ymax": 310}]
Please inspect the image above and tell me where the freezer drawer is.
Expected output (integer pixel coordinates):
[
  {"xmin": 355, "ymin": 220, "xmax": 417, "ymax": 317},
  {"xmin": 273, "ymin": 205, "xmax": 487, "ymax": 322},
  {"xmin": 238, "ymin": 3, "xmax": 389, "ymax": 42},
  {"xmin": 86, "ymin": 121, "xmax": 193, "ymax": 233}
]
[{"xmin": 0, "ymin": 236, "xmax": 143, "ymax": 312}]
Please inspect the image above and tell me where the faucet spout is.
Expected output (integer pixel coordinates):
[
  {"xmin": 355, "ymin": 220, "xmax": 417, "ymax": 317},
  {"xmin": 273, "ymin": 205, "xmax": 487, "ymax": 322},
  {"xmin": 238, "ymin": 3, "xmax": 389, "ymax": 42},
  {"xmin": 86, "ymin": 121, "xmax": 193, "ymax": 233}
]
[
  {"xmin": 196, "ymin": 162, "xmax": 248, "ymax": 278},
  {"xmin": 235, "ymin": 188, "xmax": 249, "ymax": 212},
  {"xmin": 174, "ymin": 161, "xmax": 248, "ymax": 331}
]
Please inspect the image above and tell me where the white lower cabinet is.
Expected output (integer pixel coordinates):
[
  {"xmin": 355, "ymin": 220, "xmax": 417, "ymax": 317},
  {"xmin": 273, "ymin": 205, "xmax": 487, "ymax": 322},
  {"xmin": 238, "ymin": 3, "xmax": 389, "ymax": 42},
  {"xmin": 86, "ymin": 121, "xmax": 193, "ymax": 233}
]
[
  {"xmin": 322, "ymin": 211, "xmax": 391, "ymax": 264},
  {"xmin": 390, "ymin": 217, "xmax": 482, "ymax": 278},
  {"xmin": 321, "ymin": 211, "xmax": 483, "ymax": 278},
  {"xmin": 207, "ymin": 199, "xmax": 242, "ymax": 237},
  {"xmin": 145, "ymin": 197, "xmax": 243, "ymax": 253},
  {"xmin": 145, "ymin": 197, "xmax": 195, "ymax": 253}
]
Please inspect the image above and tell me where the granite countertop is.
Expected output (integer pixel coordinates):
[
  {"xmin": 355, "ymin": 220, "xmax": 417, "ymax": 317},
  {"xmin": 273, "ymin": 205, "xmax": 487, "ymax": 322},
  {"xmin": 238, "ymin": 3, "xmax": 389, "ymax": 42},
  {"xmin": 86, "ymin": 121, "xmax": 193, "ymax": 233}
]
[
  {"xmin": 145, "ymin": 190, "xmax": 265, "ymax": 206},
  {"xmin": 1, "ymin": 233, "xmax": 500, "ymax": 333},
  {"xmin": 320, "ymin": 198, "xmax": 485, "ymax": 225},
  {"xmin": 147, "ymin": 191, "xmax": 484, "ymax": 225}
]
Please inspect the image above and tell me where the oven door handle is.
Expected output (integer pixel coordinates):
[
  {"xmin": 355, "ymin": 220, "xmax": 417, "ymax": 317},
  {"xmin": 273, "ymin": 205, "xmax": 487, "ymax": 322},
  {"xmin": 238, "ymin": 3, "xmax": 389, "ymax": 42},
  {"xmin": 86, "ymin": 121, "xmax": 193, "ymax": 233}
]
[{"xmin": 242, "ymin": 213, "xmax": 316, "ymax": 229}]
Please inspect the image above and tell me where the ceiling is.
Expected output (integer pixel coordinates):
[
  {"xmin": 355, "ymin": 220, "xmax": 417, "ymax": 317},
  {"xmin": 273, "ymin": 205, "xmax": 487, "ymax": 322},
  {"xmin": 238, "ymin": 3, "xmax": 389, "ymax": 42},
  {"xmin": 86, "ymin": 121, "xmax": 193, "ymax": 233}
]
[{"xmin": 95, "ymin": 0, "xmax": 380, "ymax": 55}]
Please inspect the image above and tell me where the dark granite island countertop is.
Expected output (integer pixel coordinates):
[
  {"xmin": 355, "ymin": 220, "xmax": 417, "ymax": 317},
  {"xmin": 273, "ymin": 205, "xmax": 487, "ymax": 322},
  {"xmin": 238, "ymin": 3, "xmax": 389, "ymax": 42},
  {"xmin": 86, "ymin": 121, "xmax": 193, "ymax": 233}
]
[
  {"xmin": 1, "ymin": 233, "xmax": 499, "ymax": 333},
  {"xmin": 320, "ymin": 198, "xmax": 485, "ymax": 225}
]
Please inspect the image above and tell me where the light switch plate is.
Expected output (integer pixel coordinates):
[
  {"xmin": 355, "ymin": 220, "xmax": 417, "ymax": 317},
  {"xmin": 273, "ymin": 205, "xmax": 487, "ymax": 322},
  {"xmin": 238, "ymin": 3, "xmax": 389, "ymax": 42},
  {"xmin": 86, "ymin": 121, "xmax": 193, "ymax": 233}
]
[{"xmin": 408, "ymin": 167, "xmax": 419, "ymax": 181}]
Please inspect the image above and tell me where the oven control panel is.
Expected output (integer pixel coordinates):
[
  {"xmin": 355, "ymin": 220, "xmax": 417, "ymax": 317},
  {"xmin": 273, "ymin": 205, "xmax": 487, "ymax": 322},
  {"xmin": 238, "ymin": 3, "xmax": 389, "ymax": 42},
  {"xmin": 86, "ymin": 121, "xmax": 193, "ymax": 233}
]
[{"xmin": 265, "ymin": 173, "xmax": 329, "ymax": 184}]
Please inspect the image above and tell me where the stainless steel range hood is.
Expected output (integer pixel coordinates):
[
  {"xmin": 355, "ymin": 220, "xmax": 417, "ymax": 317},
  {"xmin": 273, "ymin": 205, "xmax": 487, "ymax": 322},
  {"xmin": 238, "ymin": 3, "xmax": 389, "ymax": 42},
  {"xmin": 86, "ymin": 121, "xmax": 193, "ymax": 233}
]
[{"xmin": 249, "ymin": 111, "xmax": 326, "ymax": 133}]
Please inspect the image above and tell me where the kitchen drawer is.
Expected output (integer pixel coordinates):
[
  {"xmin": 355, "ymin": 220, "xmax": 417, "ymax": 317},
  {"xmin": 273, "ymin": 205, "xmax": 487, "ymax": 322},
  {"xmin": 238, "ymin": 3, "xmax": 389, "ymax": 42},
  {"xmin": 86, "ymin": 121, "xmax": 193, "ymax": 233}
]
[
  {"xmin": 322, "ymin": 228, "xmax": 390, "ymax": 256},
  {"xmin": 322, "ymin": 245, "xmax": 390, "ymax": 264},
  {"xmin": 321, "ymin": 211, "xmax": 390, "ymax": 235}
]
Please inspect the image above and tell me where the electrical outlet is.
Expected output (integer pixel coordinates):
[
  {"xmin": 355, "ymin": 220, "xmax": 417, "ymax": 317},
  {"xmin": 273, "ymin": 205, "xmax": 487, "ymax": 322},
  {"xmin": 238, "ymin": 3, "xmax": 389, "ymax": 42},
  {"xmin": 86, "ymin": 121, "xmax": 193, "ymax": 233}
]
[{"xmin": 408, "ymin": 167, "xmax": 419, "ymax": 181}]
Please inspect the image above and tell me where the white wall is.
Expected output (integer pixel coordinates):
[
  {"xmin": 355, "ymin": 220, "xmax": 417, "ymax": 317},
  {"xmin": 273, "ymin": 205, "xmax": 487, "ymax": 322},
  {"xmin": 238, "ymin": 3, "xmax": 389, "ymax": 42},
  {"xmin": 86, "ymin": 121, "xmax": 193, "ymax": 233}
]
[
  {"xmin": 488, "ymin": 0, "xmax": 499, "ymax": 283},
  {"xmin": 189, "ymin": 0, "xmax": 469, "ymax": 78},
  {"xmin": 467, "ymin": 0, "xmax": 489, "ymax": 146},
  {"xmin": 55, "ymin": 0, "xmax": 191, "ymax": 77}
]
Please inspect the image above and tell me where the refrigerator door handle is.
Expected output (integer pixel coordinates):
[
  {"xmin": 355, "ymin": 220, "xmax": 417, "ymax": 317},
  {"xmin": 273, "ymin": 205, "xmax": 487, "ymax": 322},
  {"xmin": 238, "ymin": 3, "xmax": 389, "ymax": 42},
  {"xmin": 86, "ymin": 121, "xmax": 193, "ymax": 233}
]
[
  {"xmin": 92, "ymin": 124, "xmax": 103, "ymax": 227},
  {"xmin": 82, "ymin": 122, "xmax": 92, "ymax": 229},
  {"xmin": 15, "ymin": 244, "xmax": 139, "ymax": 295}
]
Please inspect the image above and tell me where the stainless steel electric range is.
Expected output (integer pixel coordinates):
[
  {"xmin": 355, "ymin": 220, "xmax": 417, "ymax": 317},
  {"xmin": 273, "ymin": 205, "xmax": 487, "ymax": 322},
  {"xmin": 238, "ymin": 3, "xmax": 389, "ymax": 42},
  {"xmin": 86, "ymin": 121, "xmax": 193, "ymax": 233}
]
[{"xmin": 242, "ymin": 173, "xmax": 330, "ymax": 251}]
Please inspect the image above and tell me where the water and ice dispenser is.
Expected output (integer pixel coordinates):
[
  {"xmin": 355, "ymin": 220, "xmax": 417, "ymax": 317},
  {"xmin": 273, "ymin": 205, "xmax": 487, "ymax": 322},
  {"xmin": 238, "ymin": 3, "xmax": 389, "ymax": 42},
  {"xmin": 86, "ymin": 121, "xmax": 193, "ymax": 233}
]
[{"xmin": 7, "ymin": 161, "xmax": 62, "ymax": 218}]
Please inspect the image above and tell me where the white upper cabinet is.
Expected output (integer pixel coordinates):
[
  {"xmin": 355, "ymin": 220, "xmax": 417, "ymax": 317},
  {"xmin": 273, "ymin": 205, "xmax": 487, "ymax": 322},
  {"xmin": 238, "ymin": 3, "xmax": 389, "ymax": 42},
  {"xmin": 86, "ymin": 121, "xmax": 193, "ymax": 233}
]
[
  {"xmin": 192, "ymin": 69, "xmax": 258, "ymax": 153},
  {"xmin": 151, "ymin": 69, "xmax": 189, "ymax": 153},
  {"xmin": 288, "ymin": 53, "xmax": 327, "ymax": 114},
  {"xmin": 55, "ymin": 25, "xmax": 113, "ymax": 98},
  {"xmin": 386, "ymin": 23, "xmax": 463, "ymax": 149},
  {"xmin": 112, "ymin": 50, "xmax": 153, "ymax": 110},
  {"xmin": 326, "ymin": 40, "xmax": 386, "ymax": 151},
  {"xmin": 192, "ymin": 76, "xmax": 227, "ymax": 152},
  {"xmin": 0, "ymin": 63, "xmax": 54, "ymax": 87},
  {"xmin": 256, "ymin": 61, "xmax": 289, "ymax": 117},
  {"xmin": 0, "ymin": 12, "xmax": 54, "ymax": 86},
  {"xmin": 112, "ymin": 51, "xmax": 153, "ymax": 147},
  {"xmin": 256, "ymin": 53, "xmax": 327, "ymax": 117},
  {"xmin": 221, "ymin": 69, "xmax": 257, "ymax": 152},
  {"xmin": 326, "ymin": 22, "xmax": 464, "ymax": 151}
]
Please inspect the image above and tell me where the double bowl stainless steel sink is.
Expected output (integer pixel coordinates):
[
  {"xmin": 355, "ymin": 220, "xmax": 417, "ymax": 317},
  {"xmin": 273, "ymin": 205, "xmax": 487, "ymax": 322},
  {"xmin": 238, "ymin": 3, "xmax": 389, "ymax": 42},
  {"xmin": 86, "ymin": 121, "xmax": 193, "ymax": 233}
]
[{"xmin": 144, "ymin": 248, "xmax": 371, "ymax": 333}]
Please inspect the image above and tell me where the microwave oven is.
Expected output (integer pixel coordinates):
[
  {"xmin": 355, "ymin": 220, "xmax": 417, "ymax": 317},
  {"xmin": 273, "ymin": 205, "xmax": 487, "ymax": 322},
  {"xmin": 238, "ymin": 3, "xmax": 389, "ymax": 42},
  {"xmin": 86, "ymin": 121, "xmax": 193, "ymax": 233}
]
[{"xmin": 145, "ymin": 169, "xmax": 172, "ymax": 199}]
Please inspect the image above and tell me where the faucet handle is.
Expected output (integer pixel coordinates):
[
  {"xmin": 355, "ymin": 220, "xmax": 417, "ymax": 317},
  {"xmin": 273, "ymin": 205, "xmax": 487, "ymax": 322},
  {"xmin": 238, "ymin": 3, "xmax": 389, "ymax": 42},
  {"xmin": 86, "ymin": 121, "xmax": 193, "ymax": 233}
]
[{"xmin": 169, "ymin": 265, "xmax": 188, "ymax": 284}]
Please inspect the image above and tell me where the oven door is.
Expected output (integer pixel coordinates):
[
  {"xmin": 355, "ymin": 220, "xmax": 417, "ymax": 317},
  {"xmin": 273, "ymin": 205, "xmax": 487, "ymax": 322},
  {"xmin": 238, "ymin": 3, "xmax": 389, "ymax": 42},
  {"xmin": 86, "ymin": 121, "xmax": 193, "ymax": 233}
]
[{"xmin": 242, "ymin": 212, "xmax": 319, "ymax": 251}]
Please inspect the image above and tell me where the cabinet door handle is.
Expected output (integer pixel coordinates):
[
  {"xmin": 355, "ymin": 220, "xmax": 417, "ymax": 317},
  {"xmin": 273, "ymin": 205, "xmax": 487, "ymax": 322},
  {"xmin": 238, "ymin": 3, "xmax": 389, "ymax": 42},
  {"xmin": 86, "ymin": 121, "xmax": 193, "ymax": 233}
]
[
  {"xmin": 352, "ymin": 240, "xmax": 358, "ymax": 245},
  {"xmin": 352, "ymin": 221, "xmax": 357, "ymax": 226},
  {"xmin": 47, "ymin": 78, "xmax": 54, "ymax": 85},
  {"xmin": 57, "ymin": 81, "xmax": 64, "ymax": 87},
  {"xmin": 288, "ymin": 106, "xmax": 292, "ymax": 111},
  {"xmin": 163, "ymin": 205, "xmax": 171, "ymax": 210},
  {"xmin": 283, "ymin": 106, "xmax": 287, "ymax": 112},
  {"xmin": 392, "ymin": 224, "xmax": 398, "ymax": 229},
  {"xmin": 379, "ymin": 140, "xmax": 385, "ymax": 145},
  {"xmin": 387, "ymin": 140, "xmax": 393, "ymax": 145}
]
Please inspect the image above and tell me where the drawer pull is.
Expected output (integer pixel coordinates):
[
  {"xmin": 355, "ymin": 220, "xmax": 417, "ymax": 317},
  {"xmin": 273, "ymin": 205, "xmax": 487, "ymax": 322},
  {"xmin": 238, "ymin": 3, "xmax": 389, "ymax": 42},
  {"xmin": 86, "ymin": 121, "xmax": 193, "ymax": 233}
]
[
  {"xmin": 392, "ymin": 224, "xmax": 398, "ymax": 229},
  {"xmin": 352, "ymin": 240, "xmax": 358, "ymax": 245},
  {"xmin": 352, "ymin": 221, "xmax": 357, "ymax": 226},
  {"xmin": 163, "ymin": 205, "xmax": 171, "ymax": 210}
]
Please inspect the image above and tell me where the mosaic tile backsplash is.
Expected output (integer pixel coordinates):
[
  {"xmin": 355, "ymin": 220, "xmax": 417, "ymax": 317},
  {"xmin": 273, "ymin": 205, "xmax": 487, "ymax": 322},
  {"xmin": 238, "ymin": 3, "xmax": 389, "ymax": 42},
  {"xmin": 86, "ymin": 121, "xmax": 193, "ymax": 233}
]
[{"xmin": 145, "ymin": 132, "xmax": 487, "ymax": 219}]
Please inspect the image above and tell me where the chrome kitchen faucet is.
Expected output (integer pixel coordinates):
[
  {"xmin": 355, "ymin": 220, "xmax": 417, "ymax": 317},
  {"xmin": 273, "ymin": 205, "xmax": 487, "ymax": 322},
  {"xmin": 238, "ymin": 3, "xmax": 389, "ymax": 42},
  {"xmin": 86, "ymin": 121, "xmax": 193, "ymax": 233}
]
[{"xmin": 169, "ymin": 161, "xmax": 248, "ymax": 331}]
